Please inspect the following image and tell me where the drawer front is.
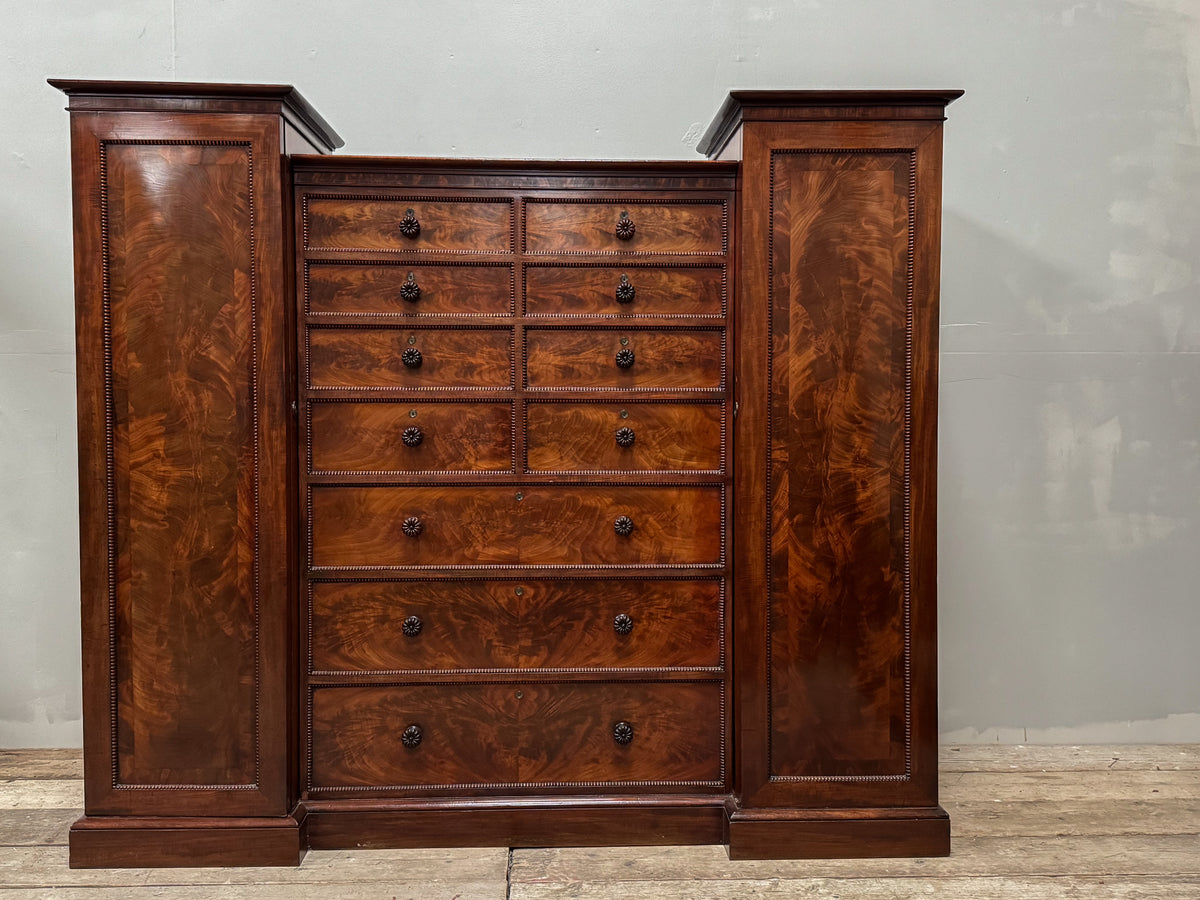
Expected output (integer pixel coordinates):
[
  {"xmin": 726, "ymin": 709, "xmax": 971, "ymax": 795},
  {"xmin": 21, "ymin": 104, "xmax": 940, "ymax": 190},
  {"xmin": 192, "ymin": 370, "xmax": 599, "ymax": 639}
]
[
  {"xmin": 308, "ymin": 327, "xmax": 512, "ymax": 390},
  {"xmin": 309, "ymin": 682, "xmax": 724, "ymax": 790},
  {"xmin": 307, "ymin": 262, "xmax": 513, "ymax": 316},
  {"xmin": 526, "ymin": 402, "xmax": 723, "ymax": 473},
  {"xmin": 524, "ymin": 265, "xmax": 724, "ymax": 317},
  {"xmin": 309, "ymin": 401, "xmax": 513, "ymax": 474},
  {"xmin": 309, "ymin": 485, "xmax": 724, "ymax": 569},
  {"xmin": 310, "ymin": 684, "xmax": 520, "ymax": 789},
  {"xmin": 304, "ymin": 196, "xmax": 513, "ymax": 252},
  {"xmin": 526, "ymin": 329, "xmax": 724, "ymax": 391},
  {"xmin": 309, "ymin": 578, "xmax": 723, "ymax": 673},
  {"xmin": 524, "ymin": 201, "xmax": 726, "ymax": 255}
]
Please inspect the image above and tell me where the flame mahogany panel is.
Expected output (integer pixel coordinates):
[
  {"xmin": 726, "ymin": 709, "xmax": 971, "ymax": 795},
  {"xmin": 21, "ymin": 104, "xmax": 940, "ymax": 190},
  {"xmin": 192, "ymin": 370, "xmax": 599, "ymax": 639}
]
[
  {"xmin": 305, "ymin": 196, "xmax": 513, "ymax": 252},
  {"xmin": 309, "ymin": 485, "xmax": 724, "ymax": 569},
  {"xmin": 308, "ymin": 327, "xmax": 513, "ymax": 389},
  {"xmin": 309, "ymin": 682, "xmax": 723, "ymax": 791},
  {"xmin": 526, "ymin": 402, "xmax": 723, "ymax": 473},
  {"xmin": 309, "ymin": 579, "xmax": 723, "ymax": 673},
  {"xmin": 308, "ymin": 401, "xmax": 514, "ymax": 473},
  {"xmin": 767, "ymin": 151, "xmax": 911, "ymax": 778},
  {"xmin": 526, "ymin": 329, "xmax": 724, "ymax": 391},
  {"xmin": 524, "ymin": 265, "xmax": 724, "ymax": 317},
  {"xmin": 524, "ymin": 201, "xmax": 725, "ymax": 254},
  {"xmin": 104, "ymin": 143, "xmax": 257, "ymax": 787},
  {"xmin": 307, "ymin": 262, "xmax": 514, "ymax": 316}
]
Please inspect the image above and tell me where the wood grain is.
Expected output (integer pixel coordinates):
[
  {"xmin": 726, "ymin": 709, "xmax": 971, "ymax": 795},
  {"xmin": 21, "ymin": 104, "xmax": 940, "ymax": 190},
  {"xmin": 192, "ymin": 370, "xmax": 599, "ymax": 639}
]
[
  {"xmin": 309, "ymin": 682, "xmax": 723, "ymax": 790},
  {"xmin": 526, "ymin": 329, "xmax": 723, "ymax": 391},
  {"xmin": 309, "ymin": 578, "xmax": 723, "ymax": 672},
  {"xmin": 526, "ymin": 402, "xmax": 723, "ymax": 473},
  {"xmin": 309, "ymin": 400, "xmax": 514, "ymax": 473},
  {"xmin": 524, "ymin": 266, "xmax": 724, "ymax": 317},
  {"xmin": 305, "ymin": 196, "xmax": 513, "ymax": 252},
  {"xmin": 106, "ymin": 142, "xmax": 256, "ymax": 787},
  {"xmin": 767, "ymin": 151, "xmax": 912, "ymax": 779},
  {"xmin": 309, "ymin": 485, "xmax": 724, "ymax": 568},
  {"xmin": 308, "ymin": 327, "xmax": 512, "ymax": 389},
  {"xmin": 307, "ymin": 262, "xmax": 513, "ymax": 316},
  {"xmin": 524, "ymin": 202, "xmax": 725, "ymax": 254}
]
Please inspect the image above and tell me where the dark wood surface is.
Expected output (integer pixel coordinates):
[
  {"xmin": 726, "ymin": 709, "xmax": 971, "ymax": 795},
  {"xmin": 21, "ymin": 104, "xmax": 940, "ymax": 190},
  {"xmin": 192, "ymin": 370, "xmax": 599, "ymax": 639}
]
[
  {"xmin": 525, "ymin": 401, "xmax": 724, "ymax": 473},
  {"xmin": 307, "ymin": 326, "xmax": 514, "ymax": 389},
  {"xmin": 307, "ymin": 261, "xmax": 514, "ymax": 316},
  {"xmin": 524, "ymin": 264, "xmax": 725, "ymax": 318},
  {"xmin": 308, "ymin": 578, "xmax": 724, "ymax": 673},
  {"xmin": 309, "ymin": 682, "xmax": 724, "ymax": 791},
  {"xmin": 309, "ymin": 400, "xmax": 514, "ymax": 473},
  {"xmin": 308, "ymin": 484, "xmax": 725, "ymax": 568},
  {"xmin": 305, "ymin": 196, "xmax": 514, "ymax": 252},
  {"xmin": 525, "ymin": 328, "xmax": 724, "ymax": 390},
  {"xmin": 524, "ymin": 201, "xmax": 726, "ymax": 255}
]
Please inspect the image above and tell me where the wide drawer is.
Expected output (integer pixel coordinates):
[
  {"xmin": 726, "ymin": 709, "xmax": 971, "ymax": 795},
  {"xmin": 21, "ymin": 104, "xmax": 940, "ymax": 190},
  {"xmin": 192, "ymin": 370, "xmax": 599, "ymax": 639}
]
[
  {"xmin": 523, "ymin": 201, "xmax": 726, "ymax": 255},
  {"xmin": 306, "ymin": 262, "xmax": 513, "ymax": 316},
  {"xmin": 309, "ymin": 485, "xmax": 725, "ymax": 569},
  {"xmin": 309, "ymin": 682, "xmax": 724, "ymax": 790},
  {"xmin": 307, "ymin": 327, "xmax": 513, "ymax": 390},
  {"xmin": 524, "ymin": 265, "xmax": 724, "ymax": 317},
  {"xmin": 304, "ymin": 195, "xmax": 513, "ymax": 252},
  {"xmin": 526, "ymin": 329, "xmax": 724, "ymax": 391},
  {"xmin": 308, "ymin": 401, "xmax": 514, "ymax": 474},
  {"xmin": 309, "ymin": 578, "xmax": 723, "ymax": 673},
  {"xmin": 525, "ymin": 402, "xmax": 723, "ymax": 473}
]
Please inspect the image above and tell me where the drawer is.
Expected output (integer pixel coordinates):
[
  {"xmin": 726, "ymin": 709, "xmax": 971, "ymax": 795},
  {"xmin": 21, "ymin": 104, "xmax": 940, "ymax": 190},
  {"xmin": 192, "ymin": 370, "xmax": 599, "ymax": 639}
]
[
  {"xmin": 524, "ymin": 201, "xmax": 726, "ymax": 255},
  {"xmin": 304, "ymin": 195, "xmax": 513, "ymax": 252},
  {"xmin": 526, "ymin": 402, "xmax": 723, "ymax": 473},
  {"xmin": 309, "ymin": 578, "xmax": 723, "ymax": 673},
  {"xmin": 307, "ymin": 262, "xmax": 513, "ymax": 316},
  {"xmin": 524, "ymin": 265, "xmax": 724, "ymax": 317},
  {"xmin": 308, "ymin": 401, "xmax": 514, "ymax": 474},
  {"xmin": 526, "ymin": 329, "xmax": 724, "ymax": 391},
  {"xmin": 309, "ymin": 682, "xmax": 724, "ymax": 790},
  {"xmin": 307, "ymin": 327, "xmax": 512, "ymax": 390},
  {"xmin": 309, "ymin": 485, "xmax": 725, "ymax": 569}
]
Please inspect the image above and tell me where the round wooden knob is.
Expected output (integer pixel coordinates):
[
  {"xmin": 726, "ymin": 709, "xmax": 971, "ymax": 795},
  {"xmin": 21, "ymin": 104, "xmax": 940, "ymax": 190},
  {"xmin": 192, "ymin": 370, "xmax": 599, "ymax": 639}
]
[
  {"xmin": 402, "ymin": 347, "xmax": 423, "ymax": 369},
  {"xmin": 401, "ymin": 516, "xmax": 423, "ymax": 537},
  {"xmin": 400, "ymin": 272, "xmax": 421, "ymax": 302},
  {"xmin": 615, "ymin": 210, "xmax": 635, "ymax": 241},
  {"xmin": 613, "ymin": 515, "xmax": 634, "ymax": 537},
  {"xmin": 615, "ymin": 348, "xmax": 635, "ymax": 369},
  {"xmin": 615, "ymin": 274, "xmax": 635, "ymax": 304},
  {"xmin": 613, "ymin": 614, "xmax": 634, "ymax": 635},
  {"xmin": 402, "ymin": 426, "xmax": 424, "ymax": 447},
  {"xmin": 401, "ymin": 724, "xmax": 422, "ymax": 748},
  {"xmin": 398, "ymin": 209, "xmax": 421, "ymax": 238},
  {"xmin": 613, "ymin": 721, "xmax": 634, "ymax": 745},
  {"xmin": 615, "ymin": 426, "xmax": 635, "ymax": 448},
  {"xmin": 402, "ymin": 615, "xmax": 423, "ymax": 637}
]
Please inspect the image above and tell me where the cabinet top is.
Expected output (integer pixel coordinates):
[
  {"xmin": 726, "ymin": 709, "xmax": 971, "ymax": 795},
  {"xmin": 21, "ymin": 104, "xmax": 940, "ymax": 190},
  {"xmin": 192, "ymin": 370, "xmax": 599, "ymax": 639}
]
[
  {"xmin": 49, "ymin": 79, "xmax": 344, "ymax": 153},
  {"xmin": 697, "ymin": 89, "xmax": 964, "ymax": 159}
]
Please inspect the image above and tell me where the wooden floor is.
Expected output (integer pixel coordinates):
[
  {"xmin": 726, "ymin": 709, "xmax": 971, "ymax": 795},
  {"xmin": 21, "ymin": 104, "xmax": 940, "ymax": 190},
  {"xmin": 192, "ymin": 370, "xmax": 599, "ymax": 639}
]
[{"xmin": 1, "ymin": 746, "xmax": 1197, "ymax": 898}]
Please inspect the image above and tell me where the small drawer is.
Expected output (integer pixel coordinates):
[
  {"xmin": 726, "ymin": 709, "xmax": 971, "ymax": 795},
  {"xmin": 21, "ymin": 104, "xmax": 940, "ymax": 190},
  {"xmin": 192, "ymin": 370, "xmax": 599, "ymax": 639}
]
[
  {"xmin": 309, "ymin": 485, "xmax": 724, "ymax": 569},
  {"xmin": 524, "ymin": 265, "xmax": 724, "ymax": 317},
  {"xmin": 308, "ymin": 682, "xmax": 724, "ymax": 790},
  {"xmin": 524, "ymin": 201, "xmax": 726, "ymax": 255},
  {"xmin": 526, "ymin": 402, "xmax": 723, "ymax": 473},
  {"xmin": 307, "ymin": 262, "xmax": 513, "ymax": 316},
  {"xmin": 309, "ymin": 578, "xmax": 723, "ymax": 673},
  {"xmin": 526, "ymin": 329, "xmax": 724, "ymax": 391},
  {"xmin": 307, "ymin": 327, "xmax": 512, "ymax": 390},
  {"xmin": 304, "ymin": 196, "xmax": 513, "ymax": 253},
  {"xmin": 309, "ymin": 401, "xmax": 513, "ymax": 474}
]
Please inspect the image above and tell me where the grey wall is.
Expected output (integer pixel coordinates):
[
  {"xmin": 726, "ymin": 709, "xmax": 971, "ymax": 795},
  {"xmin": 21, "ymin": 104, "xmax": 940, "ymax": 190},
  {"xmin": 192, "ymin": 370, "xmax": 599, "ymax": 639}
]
[{"xmin": 2, "ymin": 0, "xmax": 1197, "ymax": 747}]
